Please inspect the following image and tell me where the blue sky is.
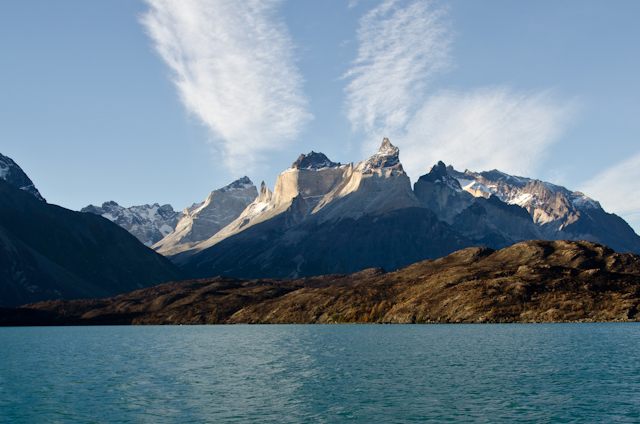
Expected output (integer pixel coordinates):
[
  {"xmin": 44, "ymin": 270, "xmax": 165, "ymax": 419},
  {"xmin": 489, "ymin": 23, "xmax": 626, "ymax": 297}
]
[{"xmin": 1, "ymin": 0, "xmax": 639, "ymax": 232}]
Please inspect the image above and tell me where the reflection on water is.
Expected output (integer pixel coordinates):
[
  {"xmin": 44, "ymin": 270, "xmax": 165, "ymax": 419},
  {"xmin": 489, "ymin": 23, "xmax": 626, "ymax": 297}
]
[{"xmin": 1, "ymin": 324, "xmax": 639, "ymax": 423}]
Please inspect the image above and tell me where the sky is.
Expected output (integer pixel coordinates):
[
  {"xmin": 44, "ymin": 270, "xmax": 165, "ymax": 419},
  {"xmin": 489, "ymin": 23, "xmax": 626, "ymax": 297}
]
[{"xmin": 1, "ymin": 0, "xmax": 640, "ymax": 232}]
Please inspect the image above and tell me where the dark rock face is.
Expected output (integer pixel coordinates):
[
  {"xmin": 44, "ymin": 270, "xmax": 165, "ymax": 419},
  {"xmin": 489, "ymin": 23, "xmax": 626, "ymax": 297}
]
[
  {"xmin": 181, "ymin": 207, "xmax": 473, "ymax": 279},
  {"xmin": 291, "ymin": 152, "xmax": 341, "ymax": 170},
  {"xmin": 0, "ymin": 153, "xmax": 45, "ymax": 201},
  {"xmin": 0, "ymin": 179, "xmax": 185, "ymax": 307},
  {"xmin": 414, "ymin": 163, "xmax": 541, "ymax": 250},
  {"xmin": 4, "ymin": 240, "xmax": 639, "ymax": 325}
]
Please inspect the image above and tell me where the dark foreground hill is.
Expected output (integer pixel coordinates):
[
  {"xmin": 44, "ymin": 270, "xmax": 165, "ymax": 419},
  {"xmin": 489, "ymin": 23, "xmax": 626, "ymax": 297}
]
[
  {"xmin": 3, "ymin": 240, "xmax": 640, "ymax": 325},
  {"xmin": 0, "ymin": 179, "xmax": 185, "ymax": 307}
]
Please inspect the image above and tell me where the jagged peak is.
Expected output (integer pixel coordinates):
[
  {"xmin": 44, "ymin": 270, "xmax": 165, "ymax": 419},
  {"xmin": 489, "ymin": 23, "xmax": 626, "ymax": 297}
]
[
  {"xmin": 219, "ymin": 176, "xmax": 254, "ymax": 192},
  {"xmin": 356, "ymin": 138, "xmax": 404, "ymax": 175},
  {"xmin": 290, "ymin": 152, "xmax": 341, "ymax": 171},
  {"xmin": 257, "ymin": 181, "xmax": 273, "ymax": 203},
  {"xmin": 417, "ymin": 161, "xmax": 462, "ymax": 191}
]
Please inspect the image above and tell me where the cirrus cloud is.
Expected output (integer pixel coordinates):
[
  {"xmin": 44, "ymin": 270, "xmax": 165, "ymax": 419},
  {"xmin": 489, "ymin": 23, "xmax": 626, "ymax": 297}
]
[
  {"xmin": 580, "ymin": 152, "xmax": 640, "ymax": 232},
  {"xmin": 141, "ymin": 0, "xmax": 312, "ymax": 170},
  {"xmin": 399, "ymin": 87, "xmax": 579, "ymax": 178},
  {"xmin": 343, "ymin": 0, "xmax": 452, "ymax": 139}
]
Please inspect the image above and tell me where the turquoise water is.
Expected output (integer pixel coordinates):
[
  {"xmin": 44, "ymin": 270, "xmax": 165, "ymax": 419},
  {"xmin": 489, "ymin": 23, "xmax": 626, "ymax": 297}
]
[{"xmin": 1, "ymin": 324, "xmax": 639, "ymax": 423}]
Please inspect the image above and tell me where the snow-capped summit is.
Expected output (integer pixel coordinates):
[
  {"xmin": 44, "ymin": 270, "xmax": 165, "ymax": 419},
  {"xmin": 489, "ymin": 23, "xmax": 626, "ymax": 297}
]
[
  {"xmin": 356, "ymin": 138, "xmax": 404, "ymax": 175},
  {"xmin": 290, "ymin": 152, "xmax": 341, "ymax": 170},
  {"xmin": 81, "ymin": 201, "xmax": 182, "ymax": 247},
  {"xmin": 0, "ymin": 153, "xmax": 45, "ymax": 201},
  {"xmin": 219, "ymin": 176, "xmax": 254, "ymax": 192}
]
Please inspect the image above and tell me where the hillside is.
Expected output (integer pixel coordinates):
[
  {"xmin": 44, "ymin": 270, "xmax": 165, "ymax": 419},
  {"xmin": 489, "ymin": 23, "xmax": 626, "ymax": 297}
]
[
  {"xmin": 3, "ymin": 240, "xmax": 639, "ymax": 325},
  {"xmin": 0, "ymin": 178, "xmax": 185, "ymax": 307}
]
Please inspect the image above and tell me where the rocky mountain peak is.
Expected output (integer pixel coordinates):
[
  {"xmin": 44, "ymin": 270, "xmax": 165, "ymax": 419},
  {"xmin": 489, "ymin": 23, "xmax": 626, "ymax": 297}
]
[
  {"xmin": 291, "ymin": 152, "xmax": 341, "ymax": 170},
  {"xmin": 0, "ymin": 153, "xmax": 45, "ymax": 201},
  {"xmin": 356, "ymin": 138, "xmax": 404, "ymax": 175},
  {"xmin": 219, "ymin": 176, "xmax": 254, "ymax": 192},
  {"xmin": 418, "ymin": 161, "xmax": 462, "ymax": 191},
  {"xmin": 421, "ymin": 161, "xmax": 448, "ymax": 182},
  {"xmin": 81, "ymin": 201, "xmax": 183, "ymax": 247}
]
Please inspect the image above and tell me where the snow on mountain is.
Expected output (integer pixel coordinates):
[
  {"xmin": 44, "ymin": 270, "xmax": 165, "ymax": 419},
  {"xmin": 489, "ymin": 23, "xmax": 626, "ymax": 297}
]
[
  {"xmin": 289, "ymin": 151, "xmax": 342, "ymax": 171},
  {"xmin": 219, "ymin": 176, "xmax": 255, "ymax": 192},
  {"xmin": 448, "ymin": 168, "xmax": 602, "ymax": 223},
  {"xmin": 0, "ymin": 153, "xmax": 45, "ymax": 201},
  {"xmin": 355, "ymin": 137, "xmax": 404, "ymax": 175},
  {"xmin": 442, "ymin": 165, "xmax": 639, "ymax": 253},
  {"xmin": 81, "ymin": 202, "xmax": 183, "ymax": 247},
  {"xmin": 152, "ymin": 177, "xmax": 258, "ymax": 256}
]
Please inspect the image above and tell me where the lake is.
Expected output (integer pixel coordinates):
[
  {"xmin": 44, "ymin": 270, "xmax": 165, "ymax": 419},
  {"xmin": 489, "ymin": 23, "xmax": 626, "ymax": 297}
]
[{"xmin": 1, "ymin": 324, "xmax": 639, "ymax": 423}]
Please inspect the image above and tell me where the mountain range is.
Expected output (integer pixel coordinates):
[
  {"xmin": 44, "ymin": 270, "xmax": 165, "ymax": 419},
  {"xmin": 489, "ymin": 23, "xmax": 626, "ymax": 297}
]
[
  {"xmin": 3, "ymin": 138, "xmax": 640, "ymax": 307},
  {"xmin": 88, "ymin": 138, "xmax": 636, "ymax": 279}
]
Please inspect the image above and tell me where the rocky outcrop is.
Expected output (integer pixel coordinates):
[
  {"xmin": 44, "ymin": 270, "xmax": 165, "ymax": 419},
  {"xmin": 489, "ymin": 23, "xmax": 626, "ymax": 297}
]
[
  {"xmin": 0, "ymin": 179, "xmax": 185, "ymax": 307},
  {"xmin": 5, "ymin": 240, "xmax": 639, "ymax": 325},
  {"xmin": 153, "ymin": 177, "xmax": 257, "ymax": 257},
  {"xmin": 81, "ymin": 201, "xmax": 182, "ymax": 247},
  {"xmin": 0, "ymin": 153, "xmax": 45, "ymax": 201}
]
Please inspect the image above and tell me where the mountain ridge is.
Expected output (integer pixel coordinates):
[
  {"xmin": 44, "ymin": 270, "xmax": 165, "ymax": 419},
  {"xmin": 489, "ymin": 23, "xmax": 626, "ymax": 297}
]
[{"xmin": 159, "ymin": 139, "xmax": 640, "ymax": 280}]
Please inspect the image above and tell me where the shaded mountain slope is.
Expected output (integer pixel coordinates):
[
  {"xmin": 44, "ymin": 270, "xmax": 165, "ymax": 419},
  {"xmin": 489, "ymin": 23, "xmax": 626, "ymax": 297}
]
[
  {"xmin": 4, "ymin": 240, "xmax": 639, "ymax": 325},
  {"xmin": 0, "ymin": 179, "xmax": 185, "ymax": 307},
  {"xmin": 182, "ymin": 205, "xmax": 472, "ymax": 279}
]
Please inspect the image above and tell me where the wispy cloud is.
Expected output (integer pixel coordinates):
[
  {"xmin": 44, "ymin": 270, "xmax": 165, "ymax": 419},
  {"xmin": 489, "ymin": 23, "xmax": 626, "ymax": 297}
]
[
  {"xmin": 343, "ymin": 0, "xmax": 452, "ymax": 139},
  {"xmin": 345, "ymin": 0, "xmax": 578, "ymax": 181},
  {"xmin": 580, "ymin": 152, "xmax": 640, "ymax": 232},
  {"xmin": 399, "ymin": 87, "xmax": 578, "ymax": 178},
  {"xmin": 141, "ymin": 0, "xmax": 312, "ymax": 170}
]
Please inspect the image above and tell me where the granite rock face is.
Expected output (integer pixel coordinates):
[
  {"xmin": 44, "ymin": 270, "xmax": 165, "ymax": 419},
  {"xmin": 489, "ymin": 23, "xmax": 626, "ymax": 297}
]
[
  {"xmin": 5, "ymin": 240, "xmax": 639, "ymax": 325},
  {"xmin": 152, "ymin": 177, "xmax": 258, "ymax": 257}
]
